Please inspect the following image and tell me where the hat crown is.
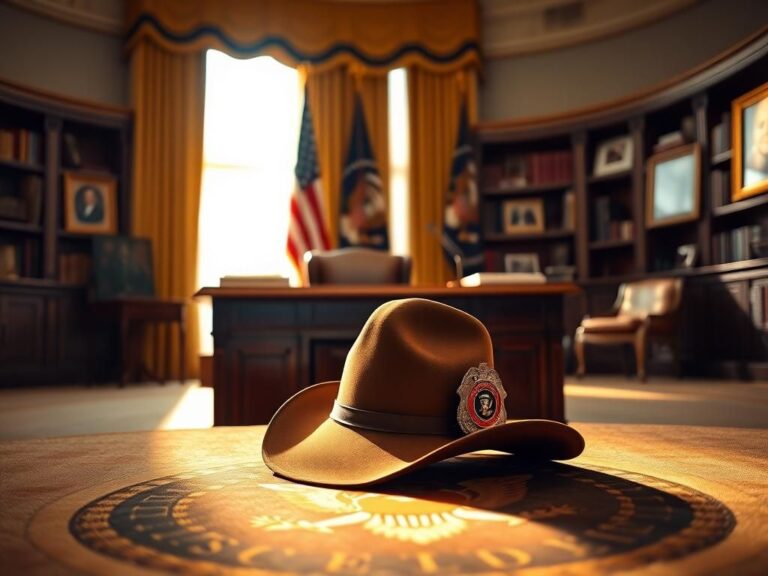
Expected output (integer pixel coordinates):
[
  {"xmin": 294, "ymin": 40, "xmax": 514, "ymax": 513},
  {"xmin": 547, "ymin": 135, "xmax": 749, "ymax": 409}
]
[{"xmin": 336, "ymin": 299, "xmax": 494, "ymax": 418}]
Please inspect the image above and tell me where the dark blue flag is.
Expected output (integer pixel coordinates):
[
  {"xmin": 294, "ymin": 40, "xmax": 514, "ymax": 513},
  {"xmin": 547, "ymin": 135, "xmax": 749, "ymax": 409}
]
[
  {"xmin": 443, "ymin": 102, "xmax": 483, "ymax": 275},
  {"xmin": 339, "ymin": 94, "xmax": 388, "ymax": 250}
]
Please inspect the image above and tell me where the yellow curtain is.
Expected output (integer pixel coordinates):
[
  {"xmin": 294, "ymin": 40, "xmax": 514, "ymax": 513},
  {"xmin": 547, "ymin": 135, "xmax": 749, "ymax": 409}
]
[
  {"xmin": 306, "ymin": 66, "xmax": 389, "ymax": 250},
  {"xmin": 126, "ymin": 0, "xmax": 480, "ymax": 72},
  {"xmin": 130, "ymin": 39, "xmax": 204, "ymax": 379},
  {"xmin": 408, "ymin": 67, "xmax": 477, "ymax": 286}
]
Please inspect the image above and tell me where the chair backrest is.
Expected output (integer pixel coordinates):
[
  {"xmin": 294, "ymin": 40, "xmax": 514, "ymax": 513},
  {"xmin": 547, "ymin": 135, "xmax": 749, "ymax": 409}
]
[
  {"xmin": 304, "ymin": 248, "xmax": 411, "ymax": 285},
  {"xmin": 616, "ymin": 278, "xmax": 683, "ymax": 317}
]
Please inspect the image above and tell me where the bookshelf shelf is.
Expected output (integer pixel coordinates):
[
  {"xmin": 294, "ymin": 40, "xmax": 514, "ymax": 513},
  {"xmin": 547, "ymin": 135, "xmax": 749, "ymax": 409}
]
[
  {"xmin": 485, "ymin": 229, "xmax": 575, "ymax": 243},
  {"xmin": 589, "ymin": 238, "xmax": 634, "ymax": 251},
  {"xmin": 711, "ymin": 149, "xmax": 732, "ymax": 166},
  {"xmin": 0, "ymin": 158, "xmax": 45, "ymax": 174},
  {"xmin": 712, "ymin": 193, "xmax": 768, "ymax": 218},
  {"xmin": 0, "ymin": 220, "xmax": 42, "ymax": 234},
  {"xmin": 587, "ymin": 169, "xmax": 632, "ymax": 185},
  {"xmin": 483, "ymin": 180, "xmax": 573, "ymax": 196}
]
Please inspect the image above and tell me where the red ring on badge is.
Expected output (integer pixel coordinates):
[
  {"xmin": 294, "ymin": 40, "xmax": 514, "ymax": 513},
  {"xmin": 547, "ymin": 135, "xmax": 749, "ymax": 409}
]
[{"xmin": 467, "ymin": 381, "xmax": 502, "ymax": 428}]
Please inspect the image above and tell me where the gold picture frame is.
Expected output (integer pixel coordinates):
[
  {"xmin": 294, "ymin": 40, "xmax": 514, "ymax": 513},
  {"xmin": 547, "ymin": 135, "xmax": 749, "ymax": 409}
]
[
  {"xmin": 646, "ymin": 143, "xmax": 700, "ymax": 229},
  {"xmin": 502, "ymin": 198, "xmax": 544, "ymax": 235},
  {"xmin": 732, "ymin": 81, "xmax": 768, "ymax": 201},
  {"xmin": 63, "ymin": 172, "xmax": 117, "ymax": 235}
]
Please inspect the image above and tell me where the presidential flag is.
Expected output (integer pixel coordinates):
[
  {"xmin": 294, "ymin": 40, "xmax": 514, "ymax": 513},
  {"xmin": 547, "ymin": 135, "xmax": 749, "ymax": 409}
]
[
  {"xmin": 287, "ymin": 91, "xmax": 331, "ymax": 271},
  {"xmin": 339, "ymin": 94, "xmax": 388, "ymax": 250},
  {"xmin": 443, "ymin": 101, "xmax": 483, "ymax": 275}
]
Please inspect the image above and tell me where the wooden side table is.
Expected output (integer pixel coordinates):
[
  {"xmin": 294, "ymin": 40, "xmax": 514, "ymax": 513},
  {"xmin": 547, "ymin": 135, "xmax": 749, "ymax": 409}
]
[{"xmin": 93, "ymin": 297, "xmax": 187, "ymax": 386}]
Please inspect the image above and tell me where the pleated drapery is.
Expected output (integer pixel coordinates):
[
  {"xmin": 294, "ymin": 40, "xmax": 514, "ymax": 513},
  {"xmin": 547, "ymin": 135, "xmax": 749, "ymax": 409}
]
[
  {"xmin": 130, "ymin": 40, "xmax": 204, "ymax": 379},
  {"xmin": 408, "ymin": 67, "xmax": 477, "ymax": 286}
]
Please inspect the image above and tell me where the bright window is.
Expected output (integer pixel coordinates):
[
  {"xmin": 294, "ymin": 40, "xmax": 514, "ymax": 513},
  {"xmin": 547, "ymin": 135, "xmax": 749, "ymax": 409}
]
[
  {"xmin": 197, "ymin": 55, "xmax": 409, "ymax": 355},
  {"xmin": 197, "ymin": 51, "xmax": 301, "ymax": 354}
]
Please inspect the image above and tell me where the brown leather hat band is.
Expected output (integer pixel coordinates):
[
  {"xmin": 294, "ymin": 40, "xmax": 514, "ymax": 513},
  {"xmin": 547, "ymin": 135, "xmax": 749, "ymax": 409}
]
[{"xmin": 330, "ymin": 401, "xmax": 455, "ymax": 436}]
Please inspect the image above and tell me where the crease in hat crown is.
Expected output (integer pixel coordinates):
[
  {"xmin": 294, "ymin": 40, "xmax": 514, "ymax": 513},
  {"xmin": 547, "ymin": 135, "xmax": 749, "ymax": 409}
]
[{"xmin": 329, "ymin": 298, "xmax": 495, "ymax": 436}]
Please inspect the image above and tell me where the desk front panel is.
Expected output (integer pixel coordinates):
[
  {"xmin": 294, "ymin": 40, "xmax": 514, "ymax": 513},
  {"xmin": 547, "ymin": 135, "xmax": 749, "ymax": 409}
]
[{"xmin": 209, "ymin": 291, "xmax": 568, "ymax": 426}]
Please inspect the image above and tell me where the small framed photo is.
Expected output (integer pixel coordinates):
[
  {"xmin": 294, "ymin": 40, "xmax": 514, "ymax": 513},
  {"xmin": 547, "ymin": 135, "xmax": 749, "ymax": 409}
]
[
  {"xmin": 594, "ymin": 135, "xmax": 633, "ymax": 176},
  {"xmin": 504, "ymin": 252, "xmax": 540, "ymax": 274},
  {"xmin": 732, "ymin": 81, "xmax": 768, "ymax": 201},
  {"xmin": 502, "ymin": 198, "xmax": 544, "ymax": 235},
  {"xmin": 646, "ymin": 143, "xmax": 701, "ymax": 228},
  {"xmin": 64, "ymin": 172, "xmax": 117, "ymax": 235}
]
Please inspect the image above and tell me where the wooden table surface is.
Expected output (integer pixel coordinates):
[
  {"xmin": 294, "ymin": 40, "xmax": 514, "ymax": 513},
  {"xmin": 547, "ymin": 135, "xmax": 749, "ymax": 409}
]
[{"xmin": 1, "ymin": 423, "xmax": 766, "ymax": 575}]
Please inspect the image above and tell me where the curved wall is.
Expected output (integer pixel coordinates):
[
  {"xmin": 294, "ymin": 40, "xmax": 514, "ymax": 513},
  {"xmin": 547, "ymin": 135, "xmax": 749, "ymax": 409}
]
[
  {"xmin": 0, "ymin": 2, "xmax": 127, "ymax": 107},
  {"xmin": 480, "ymin": 0, "xmax": 768, "ymax": 122}
]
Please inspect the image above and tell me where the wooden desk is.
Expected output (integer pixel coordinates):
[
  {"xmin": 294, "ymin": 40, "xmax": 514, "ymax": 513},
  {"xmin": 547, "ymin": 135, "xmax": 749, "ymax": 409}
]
[
  {"xmin": 196, "ymin": 284, "xmax": 579, "ymax": 426},
  {"xmin": 93, "ymin": 297, "xmax": 186, "ymax": 386},
  {"xmin": 2, "ymin": 424, "xmax": 765, "ymax": 575}
]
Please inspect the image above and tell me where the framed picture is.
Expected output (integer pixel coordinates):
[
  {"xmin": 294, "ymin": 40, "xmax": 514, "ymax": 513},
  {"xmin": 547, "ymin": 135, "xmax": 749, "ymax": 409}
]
[
  {"xmin": 646, "ymin": 143, "xmax": 701, "ymax": 228},
  {"xmin": 63, "ymin": 172, "xmax": 117, "ymax": 235},
  {"xmin": 593, "ymin": 135, "xmax": 633, "ymax": 176},
  {"xmin": 732, "ymin": 81, "xmax": 768, "ymax": 201},
  {"xmin": 92, "ymin": 236, "xmax": 155, "ymax": 300},
  {"xmin": 502, "ymin": 198, "xmax": 544, "ymax": 235},
  {"xmin": 504, "ymin": 253, "xmax": 540, "ymax": 274}
]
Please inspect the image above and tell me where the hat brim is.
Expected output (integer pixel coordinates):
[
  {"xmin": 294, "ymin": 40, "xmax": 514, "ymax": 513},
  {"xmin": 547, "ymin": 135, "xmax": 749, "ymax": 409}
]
[{"xmin": 262, "ymin": 381, "xmax": 585, "ymax": 487}]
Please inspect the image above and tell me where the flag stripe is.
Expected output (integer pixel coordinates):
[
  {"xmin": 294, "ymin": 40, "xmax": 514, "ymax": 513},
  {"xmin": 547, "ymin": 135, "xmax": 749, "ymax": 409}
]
[{"xmin": 287, "ymin": 92, "xmax": 331, "ymax": 272}]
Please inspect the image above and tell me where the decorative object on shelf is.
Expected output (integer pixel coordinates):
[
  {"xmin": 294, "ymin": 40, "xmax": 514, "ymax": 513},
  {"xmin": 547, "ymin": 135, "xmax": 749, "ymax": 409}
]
[
  {"xmin": 63, "ymin": 171, "xmax": 117, "ymax": 235},
  {"xmin": 676, "ymin": 244, "xmax": 698, "ymax": 269},
  {"xmin": 504, "ymin": 252, "xmax": 540, "ymax": 274},
  {"xmin": 502, "ymin": 198, "xmax": 544, "ymax": 235},
  {"xmin": 0, "ymin": 244, "xmax": 18, "ymax": 280},
  {"xmin": 92, "ymin": 236, "xmax": 154, "ymax": 300},
  {"xmin": 732, "ymin": 80, "xmax": 768, "ymax": 201},
  {"xmin": 646, "ymin": 143, "xmax": 701, "ymax": 228},
  {"xmin": 62, "ymin": 133, "xmax": 82, "ymax": 168},
  {"xmin": 593, "ymin": 135, "xmax": 632, "ymax": 176},
  {"xmin": 653, "ymin": 130, "xmax": 684, "ymax": 153}
]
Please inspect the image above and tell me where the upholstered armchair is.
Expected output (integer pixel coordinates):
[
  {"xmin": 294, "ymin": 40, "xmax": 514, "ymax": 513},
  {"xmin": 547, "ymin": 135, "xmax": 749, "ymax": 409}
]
[
  {"xmin": 304, "ymin": 248, "xmax": 411, "ymax": 285},
  {"xmin": 575, "ymin": 278, "xmax": 683, "ymax": 381}
]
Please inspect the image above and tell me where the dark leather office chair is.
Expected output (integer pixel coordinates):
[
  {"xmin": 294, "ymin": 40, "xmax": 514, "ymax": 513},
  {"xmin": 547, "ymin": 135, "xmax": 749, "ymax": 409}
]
[
  {"xmin": 575, "ymin": 277, "xmax": 683, "ymax": 381},
  {"xmin": 304, "ymin": 248, "xmax": 411, "ymax": 285}
]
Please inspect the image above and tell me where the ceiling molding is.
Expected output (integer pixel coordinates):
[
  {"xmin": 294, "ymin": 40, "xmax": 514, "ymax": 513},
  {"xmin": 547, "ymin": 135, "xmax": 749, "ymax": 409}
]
[
  {"xmin": 4, "ymin": 0, "xmax": 124, "ymax": 35},
  {"xmin": 481, "ymin": 0, "xmax": 702, "ymax": 58}
]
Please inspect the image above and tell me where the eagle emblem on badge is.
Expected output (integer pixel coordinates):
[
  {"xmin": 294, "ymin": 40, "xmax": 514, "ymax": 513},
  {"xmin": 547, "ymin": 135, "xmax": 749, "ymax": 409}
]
[{"xmin": 456, "ymin": 362, "xmax": 507, "ymax": 434}]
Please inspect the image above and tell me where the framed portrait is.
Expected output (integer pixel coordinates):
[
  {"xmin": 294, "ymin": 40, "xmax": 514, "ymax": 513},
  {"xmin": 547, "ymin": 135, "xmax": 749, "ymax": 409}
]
[
  {"xmin": 502, "ymin": 198, "xmax": 544, "ymax": 235},
  {"xmin": 593, "ymin": 135, "xmax": 633, "ymax": 176},
  {"xmin": 732, "ymin": 81, "xmax": 768, "ymax": 201},
  {"xmin": 63, "ymin": 172, "xmax": 117, "ymax": 235},
  {"xmin": 504, "ymin": 253, "xmax": 541, "ymax": 274},
  {"xmin": 646, "ymin": 143, "xmax": 701, "ymax": 228}
]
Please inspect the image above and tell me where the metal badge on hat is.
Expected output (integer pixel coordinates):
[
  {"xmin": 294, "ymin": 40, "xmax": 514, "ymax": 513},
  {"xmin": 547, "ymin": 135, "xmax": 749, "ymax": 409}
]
[{"xmin": 456, "ymin": 362, "xmax": 507, "ymax": 434}]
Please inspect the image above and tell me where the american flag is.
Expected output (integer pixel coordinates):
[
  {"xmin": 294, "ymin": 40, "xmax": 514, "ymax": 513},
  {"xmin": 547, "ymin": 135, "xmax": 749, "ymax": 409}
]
[{"xmin": 287, "ymin": 92, "xmax": 331, "ymax": 271}]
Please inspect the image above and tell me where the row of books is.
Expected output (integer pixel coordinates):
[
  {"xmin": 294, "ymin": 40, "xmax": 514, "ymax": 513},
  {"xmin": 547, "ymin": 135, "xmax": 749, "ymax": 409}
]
[
  {"xmin": 712, "ymin": 225, "xmax": 761, "ymax": 264},
  {"xmin": 710, "ymin": 169, "xmax": 731, "ymax": 209},
  {"xmin": 484, "ymin": 150, "xmax": 573, "ymax": 189},
  {"xmin": 0, "ymin": 128, "xmax": 42, "ymax": 165},
  {"xmin": 0, "ymin": 239, "xmax": 37, "ymax": 279},
  {"xmin": 59, "ymin": 253, "xmax": 92, "ymax": 285},
  {"xmin": 592, "ymin": 196, "xmax": 633, "ymax": 242},
  {"xmin": 711, "ymin": 113, "xmax": 732, "ymax": 158}
]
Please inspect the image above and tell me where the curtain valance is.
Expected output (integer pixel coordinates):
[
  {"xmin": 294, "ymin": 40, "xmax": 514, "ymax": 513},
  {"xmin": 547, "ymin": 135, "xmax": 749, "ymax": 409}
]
[{"xmin": 125, "ymin": 0, "xmax": 480, "ymax": 72}]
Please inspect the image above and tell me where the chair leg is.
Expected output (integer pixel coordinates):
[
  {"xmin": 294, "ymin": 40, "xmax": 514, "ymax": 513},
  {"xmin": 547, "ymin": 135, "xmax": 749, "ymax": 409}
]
[
  {"xmin": 574, "ymin": 329, "xmax": 586, "ymax": 379},
  {"xmin": 634, "ymin": 329, "xmax": 647, "ymax": 382}
]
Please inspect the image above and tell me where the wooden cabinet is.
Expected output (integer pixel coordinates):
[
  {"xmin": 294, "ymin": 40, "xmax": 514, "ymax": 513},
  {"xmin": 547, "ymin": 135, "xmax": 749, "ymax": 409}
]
[
  {"xmin": 477, "ymin": 31, "xmax": 768, "ymax": 377},
  {"xmin": 0, "ymin": 79, "xmax": 130, "ymax": 386}
]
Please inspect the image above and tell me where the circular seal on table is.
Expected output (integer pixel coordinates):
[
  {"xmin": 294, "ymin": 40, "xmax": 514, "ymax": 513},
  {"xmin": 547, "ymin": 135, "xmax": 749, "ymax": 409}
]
[{"xmin": 27, "ymin": 458, "xmax": 735, "ymax": 575}]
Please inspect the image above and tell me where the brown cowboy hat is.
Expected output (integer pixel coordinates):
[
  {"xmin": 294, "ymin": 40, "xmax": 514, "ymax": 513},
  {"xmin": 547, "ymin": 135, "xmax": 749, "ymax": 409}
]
[{"xmin": 263, "ymin": 298, "xmax": 584, "ymax": 487}]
